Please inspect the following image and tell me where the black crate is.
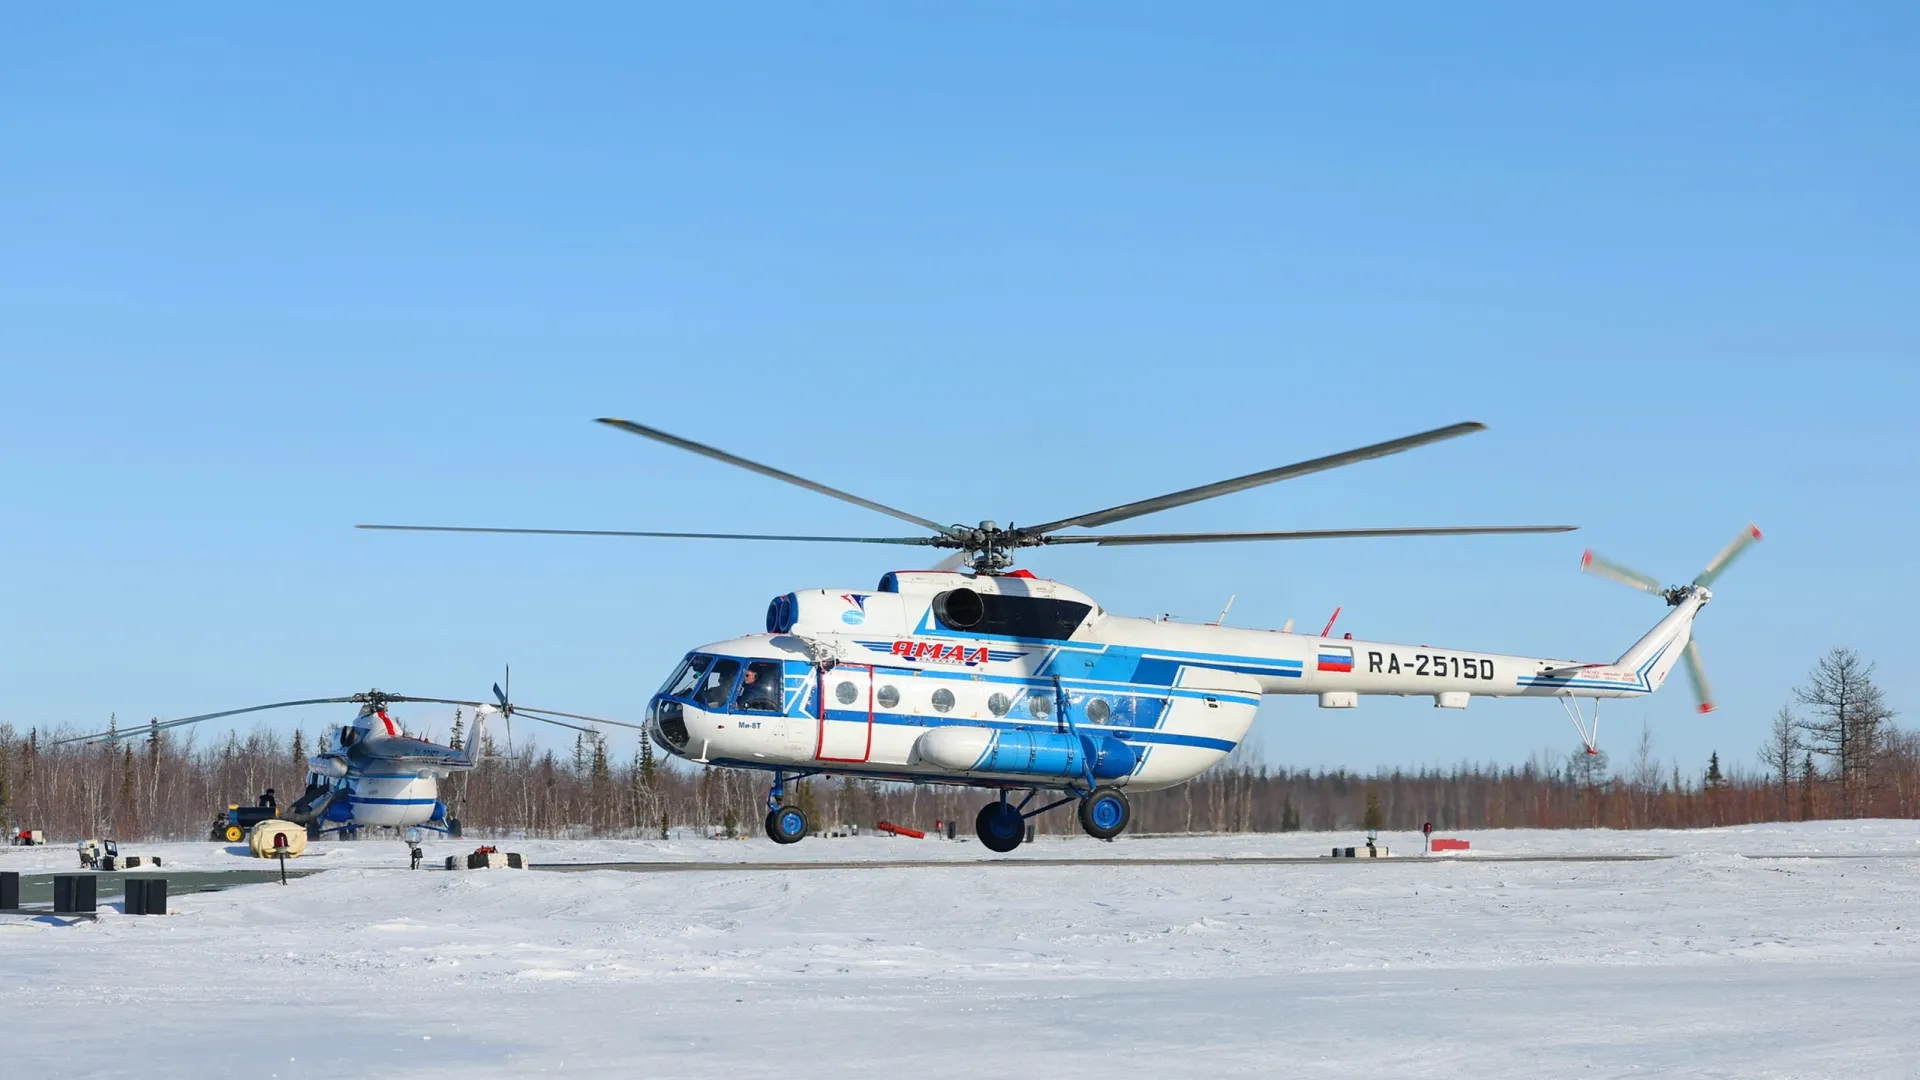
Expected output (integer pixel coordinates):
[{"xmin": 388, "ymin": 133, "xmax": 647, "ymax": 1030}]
[
  {"xmin": 0, "ymin": 871, "xmax": 18, "ymax": 909},
  {"xmin": 54, "ymin": 874, "xmax": 97, "ymax": 914},
  {"xmin": 125, "ymin": 878, "xmax": 167, "ymax": 916}
]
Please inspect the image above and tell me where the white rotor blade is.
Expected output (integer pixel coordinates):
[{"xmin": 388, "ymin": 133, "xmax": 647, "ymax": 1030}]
[
  {"xmin": 1579, "ymin": 550, "xmax": 1664, "ymax": 595},
  {"xmin": 1682, "ymin": 640, "xmax": 1715, "ymax": 714},
  {"xmin": 928, "ymin": 549, "xmax": 969, "ymax": 573},
  {"xmin": 1694, "ymin": 523, "xmax": 1762, "ymax": 587}
]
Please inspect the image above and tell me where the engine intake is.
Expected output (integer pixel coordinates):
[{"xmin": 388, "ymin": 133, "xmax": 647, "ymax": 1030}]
[{"xmin": 932, "ymin": 587, "xmax": 985, "ymax": 631}]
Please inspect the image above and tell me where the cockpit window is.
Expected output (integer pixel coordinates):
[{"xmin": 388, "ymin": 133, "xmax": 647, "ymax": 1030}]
[
  {"xmin": 735, "ymin": 660, "xmax": 784, "ymax": 713},
  {"xmin": 663, "ymin": 654, "xmax": 712, "ymax": 698},
  {"xmin": 697, "ymin": 658, "xmax": 741, "ymax": 709}
]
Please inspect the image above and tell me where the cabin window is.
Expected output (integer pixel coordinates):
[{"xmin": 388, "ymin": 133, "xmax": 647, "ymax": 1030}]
[
  {"xmin": 987, "ymin": 692, "xmax": 1010, "ymax": 717},
  {"xmin": 1085, "ymin": 697, "xmax": 1111, "ymax": 724},
  {"xmin": 1028, "ymin": 692, "xmax": 1053, "ymax": 720},
  {"xmin": 698, "ymin": 658, "xmax": 741, "ymax": 710},
  {"xmin": 876, "ymin": 684, "xmax": 901, "ymax": 709},
  {"xmin": 930, "ymin": 688, "xmax": 955, "ymax": 713},
  {"xmin": 834, "ymin": 680, "xmax": 860, "ymax": 706},
  {"xmin": 735, "ymin": 660, "xmax": 783, "ymax": 713}
]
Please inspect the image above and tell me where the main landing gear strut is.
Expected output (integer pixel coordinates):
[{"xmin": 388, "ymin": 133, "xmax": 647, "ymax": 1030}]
[
  {"xmin": 763, "ymin": 770, "xmax": 819, "ymax": 845},
  {"xmin": 973, "ymin": 785, "xmax": 1132, "ymax": 853}
]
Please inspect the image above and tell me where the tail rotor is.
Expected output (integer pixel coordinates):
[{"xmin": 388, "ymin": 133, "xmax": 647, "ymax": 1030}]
[
  {"xmin": 1679, "ymin": 640, "xmax": 1715, "ymax": 715},
  {"xmin": 1579, "ymin": 523, "xmax": 1761, "ymax": 715},
  {"xmin": 1578, "ymin": 550, "xmax": 1665, "ymax": 596},
  {"xmin": 1694, "ymin": 523, "xmax": 1763, "ymax": 588}
]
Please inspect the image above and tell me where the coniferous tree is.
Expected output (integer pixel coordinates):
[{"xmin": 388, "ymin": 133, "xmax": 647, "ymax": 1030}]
[
  {"xmin": 1363, "ymin": 785, "xmax": 1383, "ymax": 831},
  {"xmin": 1757, "ymin": 706, "xmax": 1800, "ymax": 819},
  {"xmin": 118, "ymin": 743, "xmax": 137, "ymax": 835},
  {"xmin": 1795, "ymin": 648, "xmax": 1896, "ymax": 817}
]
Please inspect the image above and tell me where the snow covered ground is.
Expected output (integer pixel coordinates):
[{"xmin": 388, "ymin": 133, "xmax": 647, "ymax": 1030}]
[{"xmin": 6, "ymin": 822, "xmax": 1919, "ymax": 1078}]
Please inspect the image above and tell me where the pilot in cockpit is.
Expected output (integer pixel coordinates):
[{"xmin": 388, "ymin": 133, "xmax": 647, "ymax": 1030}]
[{"xmin": 736, "ymin": 664, "xmax": 782, "ymax": 713}]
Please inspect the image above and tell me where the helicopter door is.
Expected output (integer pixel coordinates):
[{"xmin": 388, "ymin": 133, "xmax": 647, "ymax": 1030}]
[{"xmin": 816, "ymin": 664, "xmax": 873, "ymax": 763}]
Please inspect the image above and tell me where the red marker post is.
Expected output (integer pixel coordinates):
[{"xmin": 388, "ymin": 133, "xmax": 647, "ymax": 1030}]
[{"xmin": 273, "ymin": 831, "xmax": 289, "ymax": 885}]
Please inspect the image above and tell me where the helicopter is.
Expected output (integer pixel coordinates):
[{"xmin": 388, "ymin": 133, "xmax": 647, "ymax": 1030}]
[
  {"xmin": 58, "ymin": 681, "xmax": 636, "ymax": 839},
  {"xmin": 362, "ymin": 419, "xmax": 1758, "ymax": 852}
]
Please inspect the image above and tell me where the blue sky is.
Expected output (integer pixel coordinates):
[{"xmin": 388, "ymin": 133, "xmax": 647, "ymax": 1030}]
[{"xmin": 3, "ymin": 6, "xmax": 1915, "ymax": 776}]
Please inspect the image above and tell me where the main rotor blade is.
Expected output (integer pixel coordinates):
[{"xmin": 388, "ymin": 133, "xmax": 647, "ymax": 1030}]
[
  {"xmin": 518, "ymin": 713, "xmax": 604, "ymax": 736},
  {"xmin": 598, "ymin": 418, "xmax": 953, "ymax": 536},
  {"xmin": 1020, "ymin": 421, "xmax": 1489, "ymax": 535},
  {"xmin": 357, "ymin": 525, "xmax": 945, "ymax": 546},
  {"xmin": 1579, "ymin": 550, "xmax": 1665, "ymax": 595},
  {"xmin": 1681, "ymin": 639, "xmax": 1715, "ymax": 714},
  {"xmin": 1694, "ymin": 523, "xmax": 1762, "ymax": 587},
  {"xmin": 1042, "ymin": 525, "xmax": 1576, "ymax": 547},
  {"xmin": 52, "ymin": 697, "xmax": 360, "ymax": 746},
  {"xmin": 513, "ymin": 705, "xmax": 649, "ymax": 732},
  {"xmin": 381, "ymin": 696, "xmax": 492, "ymax": 710}
]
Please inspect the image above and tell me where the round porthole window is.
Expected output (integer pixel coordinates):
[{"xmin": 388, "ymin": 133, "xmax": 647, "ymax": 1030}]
[
  {"xmin": 834, "ymin": 681, "xmax": 859, "ymax": 705},
  {"xmin": 1085, "ymin": 697, "xmax": 1111, "ymax": 724},
  {"xmin": 876, "ymin": 684, "xmax": 901, "ymax": 709},
  {"xmin": 931, "ymin": 688, "xmax": 955, "ymax": 713},
  {"xmin": 987, "ymin": 692, "xmax": 1011, "ymax": 717},
  {"xmin": 1028, "ymin": 692, "xmax": 1052, "ymax": 719}
]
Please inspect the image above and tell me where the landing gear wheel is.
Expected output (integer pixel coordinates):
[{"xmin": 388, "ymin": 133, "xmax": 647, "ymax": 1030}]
[
  {"xmin": 975, "ymin": 801, "xmax": 1025, "ymax": 853},
  {"xmin": 223, "ymin": 824, "xmax": 243, "ymax": 843},
  {"xmin": 1077, "ymin": 786, "xmax": 1131, "ymax": 841},
  {"xmin": 765, "ymin": 805, "xmax": 809, "ymax": 844}
]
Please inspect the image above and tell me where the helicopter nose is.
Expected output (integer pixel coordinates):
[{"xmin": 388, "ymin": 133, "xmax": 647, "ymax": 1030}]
[{"xmin": 648, "ymin": 695, "xmax": 690, "ymax": 753}]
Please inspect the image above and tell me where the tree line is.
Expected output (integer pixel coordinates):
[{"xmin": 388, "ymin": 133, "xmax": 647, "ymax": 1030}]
[{"xmin": 3, "ymin": 647, "xmax": 1909, "ymax": 842}]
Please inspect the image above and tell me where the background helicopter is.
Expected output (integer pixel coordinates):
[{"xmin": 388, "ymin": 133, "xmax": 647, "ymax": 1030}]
[
  {"xmin": 57, "ymin": 679, "xmax": 638, "ymax": 839},
  {"xmin": 352, "ymin": 419, "xmax": 1757, "ymax": 851}
]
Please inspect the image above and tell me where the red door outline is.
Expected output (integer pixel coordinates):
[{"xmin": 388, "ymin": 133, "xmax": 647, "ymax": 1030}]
[{"xmin": 815, "ymin": 663, "xmax": 873, "ymax": 763}]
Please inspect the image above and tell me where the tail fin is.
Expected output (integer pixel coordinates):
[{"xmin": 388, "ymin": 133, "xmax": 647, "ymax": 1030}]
[
  {"xmin": 461, "ymin": 704, "xmax": 503, "ymax": 766},
  {"xmin": 1608, "ymin": 589, "xmax": 1708, "ymax": 695}
]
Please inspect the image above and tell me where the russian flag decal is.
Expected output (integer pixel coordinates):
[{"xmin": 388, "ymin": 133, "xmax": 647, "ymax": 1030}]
[{"xmin": 1317, "ymin": 646, "xmax": 1354, "ymax": 673}]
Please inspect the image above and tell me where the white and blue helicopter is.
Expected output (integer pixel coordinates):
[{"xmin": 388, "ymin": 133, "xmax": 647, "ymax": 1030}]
[
  {"xmin": 60, "ymin": 682, "xmax": 635, "ymax": 838},
  {"xmin": 364, "ymin": 419, "xmax": 1757, "ymax": 851}
]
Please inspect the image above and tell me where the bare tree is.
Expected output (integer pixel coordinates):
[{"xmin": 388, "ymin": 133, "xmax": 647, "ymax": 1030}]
[
  {"xmin": 1757, "ymin": 705, "xmax": 1800, "ymax": 819},
  {"xmin": 1794, "ymin": 648, "xmax": 1896, "ymax": 816}
]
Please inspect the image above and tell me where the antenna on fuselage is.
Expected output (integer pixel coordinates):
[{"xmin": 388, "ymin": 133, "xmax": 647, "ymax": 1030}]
[
  {"xmin": 1320, "ymin": 606, "xmax": 1343, "ymax": 638},
  {"xmin": 1213, "ymin": 594, "xmax": 1236, "ymax": 625}
]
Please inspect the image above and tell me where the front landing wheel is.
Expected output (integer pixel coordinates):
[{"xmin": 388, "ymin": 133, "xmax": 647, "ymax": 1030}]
[
  {"xmin": 765, "ymin": 805, "xmax": 809, "ymax": 844},
  {"xmin": 975, "ymin": 801, "xmax": 1024, "ymax": 853},
  {"xmin": 1077, "ymin": 786, "xmax": 1131, "ymax": 841}
]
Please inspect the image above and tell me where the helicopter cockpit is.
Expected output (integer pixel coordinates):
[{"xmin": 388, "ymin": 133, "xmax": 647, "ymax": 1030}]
[{"xmin": 649, "ymin": 652, "xmax": 789, "ymax": 752}]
